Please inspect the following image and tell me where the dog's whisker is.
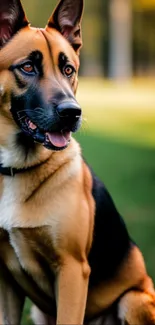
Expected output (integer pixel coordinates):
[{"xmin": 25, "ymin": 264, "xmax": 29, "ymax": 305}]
[
  {"xmin": 17, "ymin": 109, "xmax": 35, "ymax": 114},
  {"xmin": 17, "ymin": 109, "xmax": 29, "ymax": 114},
  {"xmin": 81, "ymin": 119, "xmax": 90, "ymax": 131},
  {"xmin": 83, "ymin": 116, "xmax": 88, "ymax": 123},
  {"xmin": 17, "ymin": 115, "xmax": 27, "ymax": 122}
]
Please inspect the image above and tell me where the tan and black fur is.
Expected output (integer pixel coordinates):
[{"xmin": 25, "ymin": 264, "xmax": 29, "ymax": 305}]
[{"xmin": 0, "ymin": 1, "xmax": 155, "ymax": 324}]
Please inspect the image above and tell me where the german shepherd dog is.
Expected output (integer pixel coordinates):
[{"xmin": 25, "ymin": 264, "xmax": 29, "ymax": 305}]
[{"xmin": 0, "ymin": 0, "xmax": 155, "ymax": 324}]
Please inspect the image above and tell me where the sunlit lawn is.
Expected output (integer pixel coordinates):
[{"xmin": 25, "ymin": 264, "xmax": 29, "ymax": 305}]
[
  {"xmin": 23, "ymin": 79, "xmax": 155, "ymax": 324},
  {"xmin": 77, "ymin": 78, "xmax": 155, "ymax": 147}
]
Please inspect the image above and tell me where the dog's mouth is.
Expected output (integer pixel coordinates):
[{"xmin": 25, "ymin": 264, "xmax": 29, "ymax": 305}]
[
  {"xmin": 17, "ymin": 114, "xmax": 72, "ymax": 151},
  {"xmin": 11, "ymin": 95, "xmax": 81, "ymax": 151}
]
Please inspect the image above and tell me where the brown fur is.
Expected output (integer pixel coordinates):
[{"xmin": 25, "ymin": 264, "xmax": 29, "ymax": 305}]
[{"xmin": 0, "ymin": 1, "xmax": 155, "ymax": 325}]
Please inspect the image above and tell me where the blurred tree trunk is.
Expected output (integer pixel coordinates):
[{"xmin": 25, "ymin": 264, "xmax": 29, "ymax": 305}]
[
  {"xmin": 109, "ymin": 0, "xmax": 132, "ymax": 79},
  {"xmin": 81, "ymin": 0, "xmax": 104, "ymax": 76}
]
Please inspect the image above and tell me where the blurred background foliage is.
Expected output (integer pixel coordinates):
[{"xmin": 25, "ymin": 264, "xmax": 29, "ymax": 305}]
[
  {"xmin": 22, "ymin": 0, "xmax": 155, "ymax": 78},
  {"xmin": 21, "ymin": 0, "xmax": 155, "ymax": 323}
]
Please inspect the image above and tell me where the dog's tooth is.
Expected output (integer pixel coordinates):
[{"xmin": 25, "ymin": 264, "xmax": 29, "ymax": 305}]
[
  {"xmin": 28, "ymin": 121, "xmax": 37, "ymax": 130},
  {"xmin": 45, "ymin": 135, "xmax": 50, "ymax": 142}
]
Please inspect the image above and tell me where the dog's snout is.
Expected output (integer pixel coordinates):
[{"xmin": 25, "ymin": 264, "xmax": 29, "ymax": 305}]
[{"xmin": 56, "ymin": 101, "xmax": 82, "ymax": 120}]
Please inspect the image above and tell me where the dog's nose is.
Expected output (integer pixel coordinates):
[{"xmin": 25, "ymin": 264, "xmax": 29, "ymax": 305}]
[{"xmin": 56, "ymin": 101, "xmax": 82, "ymax": 120}]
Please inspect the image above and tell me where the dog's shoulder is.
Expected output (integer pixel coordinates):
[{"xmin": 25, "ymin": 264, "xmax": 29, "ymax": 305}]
[{"xmin": 85, "ymin": 164, "xmax": 132, "ymax": 286}]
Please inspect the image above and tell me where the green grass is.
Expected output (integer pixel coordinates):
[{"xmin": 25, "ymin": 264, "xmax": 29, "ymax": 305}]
[{"xmin": 23, "ymin": 79, "xmax": 155, "ymax": 323}]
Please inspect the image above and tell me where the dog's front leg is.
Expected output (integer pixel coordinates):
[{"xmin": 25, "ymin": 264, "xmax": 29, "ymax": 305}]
[
  {"xmin": 0, "ymin": 262, "xmax": 25, "ymax": 325},
  {"xmin": 56, "ymin": 256, "xmax": 90, "ymax": 325}
]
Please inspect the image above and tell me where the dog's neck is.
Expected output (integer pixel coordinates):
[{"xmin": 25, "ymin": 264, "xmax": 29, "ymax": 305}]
[
  {"xmin": 0, "ymin": 132, "xmax": 54, "ymax": 169},
  {"xmin": 0, "ymin": 143, "xmax": 51, "ymax": 170},
  {"xmin": 0, "ymin": 135, "xmax": 81, "ymax": 176}
]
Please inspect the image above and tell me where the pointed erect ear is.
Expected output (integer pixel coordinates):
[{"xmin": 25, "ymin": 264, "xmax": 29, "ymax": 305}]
[
  {"xmin": 48, "ymin": 0, "xmax": 84, "ymax": 54},
  {"xmin": 0, "ymin": 0, "xmax": 29, "ymax": 48}
]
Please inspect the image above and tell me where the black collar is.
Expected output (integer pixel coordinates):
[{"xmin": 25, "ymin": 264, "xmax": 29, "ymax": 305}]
[{"xmin": 0, "ymin": 164, "xmax": 28, "ymax": 177}]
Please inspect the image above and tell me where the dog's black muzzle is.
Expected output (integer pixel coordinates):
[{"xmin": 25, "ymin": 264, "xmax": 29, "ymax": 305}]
[{"xmin": 11, "ymin": 90, "xmax": 82, "ymax": 151}]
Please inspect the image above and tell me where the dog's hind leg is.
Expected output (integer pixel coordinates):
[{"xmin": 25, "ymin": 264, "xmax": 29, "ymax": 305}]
[
  {"xmin": 118, "ymin": 287, "xmax": 155, "ymax": 325},
  {"xmin": 116, "ymin": 248, "xmax": 155, "ymax": 325},
  {"xmin": 0, "ymin": 262, "xmax": 25, "ymax": 325}
]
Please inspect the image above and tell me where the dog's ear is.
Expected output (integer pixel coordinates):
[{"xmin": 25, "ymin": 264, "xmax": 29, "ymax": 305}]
[
  {"xmin": 0, "ymin": 0, "xmax": 29, "ymax": 48},
  {"xmin": 47, "ymin": 0, "xmax": 83, "ymax": 54}
]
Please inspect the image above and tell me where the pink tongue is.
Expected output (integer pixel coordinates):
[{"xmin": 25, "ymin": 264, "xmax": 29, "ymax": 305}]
[{"xmin": 46, "ymin": 131, "xmax": 71, "ymax": 148}]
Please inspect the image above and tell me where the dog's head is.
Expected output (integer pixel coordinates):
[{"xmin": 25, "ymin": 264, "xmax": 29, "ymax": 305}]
[{"xmin": 0, "ymin": 0, "xmax": 83, "ymax": 160}]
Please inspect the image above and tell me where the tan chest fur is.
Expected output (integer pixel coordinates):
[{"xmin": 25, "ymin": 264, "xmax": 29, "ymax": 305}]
[{"xmin": 0, "ymin": 140, "xmax": 95, "ymax": 312}]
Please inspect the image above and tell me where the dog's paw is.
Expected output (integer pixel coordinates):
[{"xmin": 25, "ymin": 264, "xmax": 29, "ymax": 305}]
[{"xmin": 118, "ymin": 290, "xmax": 155, "ymax": 325}]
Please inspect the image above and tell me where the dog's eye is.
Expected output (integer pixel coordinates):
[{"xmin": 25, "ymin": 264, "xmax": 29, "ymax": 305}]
[
  {"xmin": 64, "ymin": 65, "xmax": 75, "ymax": 78},
  {"xmin": 20, "ymin": 62, "xmax": 36, "ymax": 75}
]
